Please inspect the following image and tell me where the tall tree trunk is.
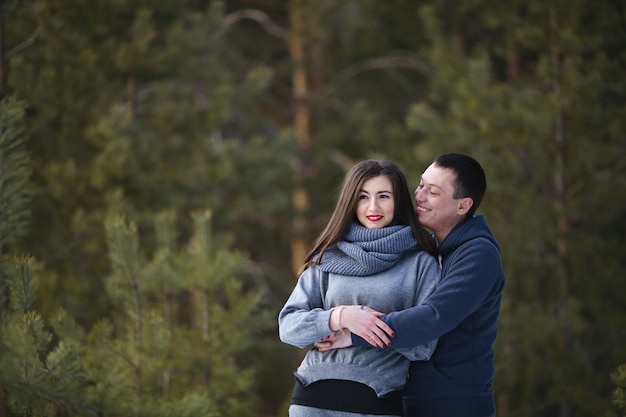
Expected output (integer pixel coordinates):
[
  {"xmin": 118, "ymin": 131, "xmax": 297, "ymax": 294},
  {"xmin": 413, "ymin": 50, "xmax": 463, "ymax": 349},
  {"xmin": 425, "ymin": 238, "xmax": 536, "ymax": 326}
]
[
  {"xmin": 0, "ymin": 0, "xmax": 5, "ymax": 97},
  {"xmin": 131, "ymin": 279, "xmax": 143, "ymax": 413},
  {"xmin": 0, "ymin": 109, "xmax": 6, "ymax": 417},
  {"xmin": 550, "ymin": 8, "xmax": 572, "ymax": 417},
  {"xmin": 288, "ymin": 0, "xmax": 312, "ymax": 275},
  {"xmin": 128, "ymin": 73, "xmax": 137, "ymax": 120},
  {"xmin": 1, "ymin": 2, "xmax": 9, "ymax": 407}
]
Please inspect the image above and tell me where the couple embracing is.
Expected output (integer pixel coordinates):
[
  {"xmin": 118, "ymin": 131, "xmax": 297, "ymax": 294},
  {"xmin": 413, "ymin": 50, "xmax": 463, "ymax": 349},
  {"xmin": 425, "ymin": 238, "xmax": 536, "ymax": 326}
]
[{"xmin": 279, "ymin": 154, "xmax": 505, "ymax": 417}]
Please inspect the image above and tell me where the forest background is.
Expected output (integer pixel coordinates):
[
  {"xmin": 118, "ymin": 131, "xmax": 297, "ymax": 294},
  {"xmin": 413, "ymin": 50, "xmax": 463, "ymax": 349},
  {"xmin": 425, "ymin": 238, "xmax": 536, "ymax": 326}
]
[{"xmin": 1, "ymin": 0, "xmax": 625, "ymax": 416}]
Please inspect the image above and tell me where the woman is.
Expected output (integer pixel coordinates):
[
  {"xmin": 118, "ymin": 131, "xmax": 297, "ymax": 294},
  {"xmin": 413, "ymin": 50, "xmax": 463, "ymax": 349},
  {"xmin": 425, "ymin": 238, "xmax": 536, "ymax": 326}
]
[{"xmin": 278, "ymin": 159, "xmax": 441, "ymax": 417}]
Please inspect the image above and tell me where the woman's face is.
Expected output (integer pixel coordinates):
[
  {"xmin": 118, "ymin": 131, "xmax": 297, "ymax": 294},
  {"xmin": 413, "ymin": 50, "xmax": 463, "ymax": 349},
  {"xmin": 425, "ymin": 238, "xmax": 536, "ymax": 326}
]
[{"xmin": 356, "ymin": 175, "xmax": 395, "ymax": 229}]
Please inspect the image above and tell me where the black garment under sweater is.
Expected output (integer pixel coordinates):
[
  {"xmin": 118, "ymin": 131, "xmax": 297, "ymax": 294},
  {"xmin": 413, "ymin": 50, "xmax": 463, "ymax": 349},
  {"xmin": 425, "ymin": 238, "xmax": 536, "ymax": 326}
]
[{"xmin": 291, "ymin": 378, "xmax": 403, "ymax": 416}]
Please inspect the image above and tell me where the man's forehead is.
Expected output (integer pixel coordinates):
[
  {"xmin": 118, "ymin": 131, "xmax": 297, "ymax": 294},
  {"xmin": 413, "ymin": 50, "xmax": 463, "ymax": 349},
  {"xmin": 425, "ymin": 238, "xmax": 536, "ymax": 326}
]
[{"xmin": 421, "ymin": 165, "xmax": 455, "ymax": 188}]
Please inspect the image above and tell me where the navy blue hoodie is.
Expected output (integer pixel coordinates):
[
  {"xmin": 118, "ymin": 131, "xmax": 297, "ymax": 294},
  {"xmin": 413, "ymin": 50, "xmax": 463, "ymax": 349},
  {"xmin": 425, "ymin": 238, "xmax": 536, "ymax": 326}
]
[{"xmin": 353, "ymin": 214, "xmax": 505, "ymax": 404}]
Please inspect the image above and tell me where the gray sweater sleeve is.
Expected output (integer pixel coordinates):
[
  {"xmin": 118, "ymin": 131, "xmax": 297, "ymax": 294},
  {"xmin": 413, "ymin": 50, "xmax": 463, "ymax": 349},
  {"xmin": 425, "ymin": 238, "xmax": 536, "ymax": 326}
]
[
  {"xmin": 393, "ymin": 251, "xmax": 441, "ymax": 361},
  {"xmin": 278, "ymin": 267, "xmax": 335, "ymax": 349}
]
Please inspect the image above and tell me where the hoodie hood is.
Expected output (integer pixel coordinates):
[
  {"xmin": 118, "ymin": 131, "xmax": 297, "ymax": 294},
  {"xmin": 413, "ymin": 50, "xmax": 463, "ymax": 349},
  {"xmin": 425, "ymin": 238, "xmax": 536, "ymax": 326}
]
[{"xmin": 438, "ymin": 214, "xmax": 500, "ymax": 258}]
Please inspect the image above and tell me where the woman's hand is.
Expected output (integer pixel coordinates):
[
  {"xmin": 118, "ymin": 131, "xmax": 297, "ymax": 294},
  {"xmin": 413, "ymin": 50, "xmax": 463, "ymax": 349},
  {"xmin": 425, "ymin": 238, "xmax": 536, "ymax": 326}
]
[{"xmin": 331, "ymin": 305, "xmax": 395, "ymax": 348}]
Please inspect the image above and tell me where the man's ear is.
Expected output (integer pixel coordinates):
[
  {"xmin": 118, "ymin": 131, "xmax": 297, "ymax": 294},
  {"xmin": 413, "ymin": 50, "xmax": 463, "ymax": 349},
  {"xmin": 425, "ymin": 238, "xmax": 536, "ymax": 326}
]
[{"xmin": 457, "ymin": 197, "xmax": 474, "ymax": 216}]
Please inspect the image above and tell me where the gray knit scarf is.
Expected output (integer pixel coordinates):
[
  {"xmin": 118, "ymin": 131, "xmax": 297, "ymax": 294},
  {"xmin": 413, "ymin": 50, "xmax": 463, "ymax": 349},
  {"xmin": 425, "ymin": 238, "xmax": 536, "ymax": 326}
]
[{"xmin": 316, "ymin": 222, "xmax": 418, "ymax": 276}]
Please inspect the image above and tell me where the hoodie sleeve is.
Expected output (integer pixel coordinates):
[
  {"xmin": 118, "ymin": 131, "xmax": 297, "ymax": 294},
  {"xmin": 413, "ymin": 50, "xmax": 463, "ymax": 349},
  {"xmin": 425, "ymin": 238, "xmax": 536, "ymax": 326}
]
[
  {"xmin": 353, "ymin": 237, "xmax": 502, "ymax": 349},
  {"xmin": 278, "ymin": 267, "xmax": 334, "ymax": 349}
]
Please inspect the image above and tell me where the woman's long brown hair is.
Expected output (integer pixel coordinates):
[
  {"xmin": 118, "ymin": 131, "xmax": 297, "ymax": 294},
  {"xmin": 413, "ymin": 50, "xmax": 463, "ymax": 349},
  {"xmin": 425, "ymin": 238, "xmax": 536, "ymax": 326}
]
[{"xmin": 299, "ymin": 160, "xmax": 436, "ymax": 274}]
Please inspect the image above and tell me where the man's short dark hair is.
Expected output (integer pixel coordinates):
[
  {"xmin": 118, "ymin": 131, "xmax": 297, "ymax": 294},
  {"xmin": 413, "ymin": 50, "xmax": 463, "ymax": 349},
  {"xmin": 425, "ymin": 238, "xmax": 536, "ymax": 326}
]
[{"xmin": 434, "ymin": 153, "xmax": 487, "ymax": 218}]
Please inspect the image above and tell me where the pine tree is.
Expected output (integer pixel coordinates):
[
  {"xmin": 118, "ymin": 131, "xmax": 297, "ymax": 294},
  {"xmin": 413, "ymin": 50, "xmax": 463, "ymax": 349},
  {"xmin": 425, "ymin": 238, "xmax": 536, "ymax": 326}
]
[
  {"xmin": 0, "ymin": 96, "xmax": 31, "ymax": 255},
  {"xmin": 0, "ymin": 255, "xmax": 94, "ymax": 416},
  {"xmin": 402, "ymin": 2, "xmax": 626, "ymax": 415},
  {"xmin": 613, "ymin": 364, "xmax": 626, "ymax": 417},
  {"xmin": 3, "ymin": 1, "xmax": 625, "ymax": 415},
  {"xmin": 0, "ymin": 95, "xmax": 35, "ymax": 417},
  {"xmin": 47, "ymin": 211, "xmax": 273, "ymax": 417}
]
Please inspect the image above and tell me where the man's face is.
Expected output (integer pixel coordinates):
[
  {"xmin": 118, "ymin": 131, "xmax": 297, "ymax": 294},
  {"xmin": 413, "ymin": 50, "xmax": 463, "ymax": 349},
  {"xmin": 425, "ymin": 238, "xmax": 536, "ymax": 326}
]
[{"xmin": 414, "ymin": 163, "xmax": 469, "ymax": 243}]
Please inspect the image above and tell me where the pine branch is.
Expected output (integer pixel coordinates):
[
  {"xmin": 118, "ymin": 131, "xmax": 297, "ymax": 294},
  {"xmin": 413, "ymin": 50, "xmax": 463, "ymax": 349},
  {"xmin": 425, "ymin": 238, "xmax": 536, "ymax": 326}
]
[
  {"xmin": 5, "ymin": 30, "xmax": 41, "ymax": 60},
  {"xmin": 224, "ymin": 9, "xmax": 287, "ymax": 39},
  {"xmin": 0, "ymin": 97, "xmax": 32, "ymax": 250},
  {"xmin": 7, "ymin": 379, "xmax": 101, "ymax": 416}
]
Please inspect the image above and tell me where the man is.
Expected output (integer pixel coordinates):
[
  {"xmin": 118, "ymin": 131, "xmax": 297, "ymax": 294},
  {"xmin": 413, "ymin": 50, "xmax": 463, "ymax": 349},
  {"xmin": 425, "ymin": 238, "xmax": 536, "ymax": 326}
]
[{"xmin": 318, "ymin": 153, "xmax": 505, "ymax": 416}]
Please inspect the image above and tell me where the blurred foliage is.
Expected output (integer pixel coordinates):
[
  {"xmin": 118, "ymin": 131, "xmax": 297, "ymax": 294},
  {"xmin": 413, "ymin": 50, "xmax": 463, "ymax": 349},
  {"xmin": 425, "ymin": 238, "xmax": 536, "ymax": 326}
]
[{"xmin": 1, "ymin": 0, "xmax": 624, "ymax": 416}]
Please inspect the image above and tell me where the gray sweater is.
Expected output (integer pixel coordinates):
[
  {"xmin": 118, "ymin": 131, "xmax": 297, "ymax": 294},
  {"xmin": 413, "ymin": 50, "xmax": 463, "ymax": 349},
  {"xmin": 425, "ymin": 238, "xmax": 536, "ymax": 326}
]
[{"xmin": 278, "ymin": 250, "xmax": 441, "ymax": 396}]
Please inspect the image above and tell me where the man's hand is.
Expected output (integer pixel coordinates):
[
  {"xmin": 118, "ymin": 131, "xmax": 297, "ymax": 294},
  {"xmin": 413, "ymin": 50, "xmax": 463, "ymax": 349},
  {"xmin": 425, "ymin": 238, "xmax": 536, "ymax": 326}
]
[
  {"xmin": 315, "ymin": 331, "xmax": 352, "ymax": 352},
  {"xmin": 341, "ymin": 305, "xmax": 394, "ymax": 348},
  {"xmin": 323, "ymin": 305, "xmax": 396, "ymax": 350}
]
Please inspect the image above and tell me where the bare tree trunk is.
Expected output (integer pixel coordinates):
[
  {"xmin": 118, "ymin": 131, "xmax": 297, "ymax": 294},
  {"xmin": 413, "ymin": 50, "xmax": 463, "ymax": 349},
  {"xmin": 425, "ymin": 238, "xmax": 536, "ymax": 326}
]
[
  {"xmin": 0, "ymin": 0, "xmax": 5, "ymax": 97},
  {"xmin": 130, "ymin": 279, "xmax": 143, "ymax": 415},
  {"xmin": 128, "ymin": 73, "xmax": 137, "ymax": 120},
  {"xmin": 288, "ymin": 0, "xmax": 312, "ymax": 276},
  {"xmin": 1, "ymin": 2, "xmax": 9, "ymax": 411},
  {"xmin": 550, "ymin": 8, "xmax": 572, "ymax": 417}
]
